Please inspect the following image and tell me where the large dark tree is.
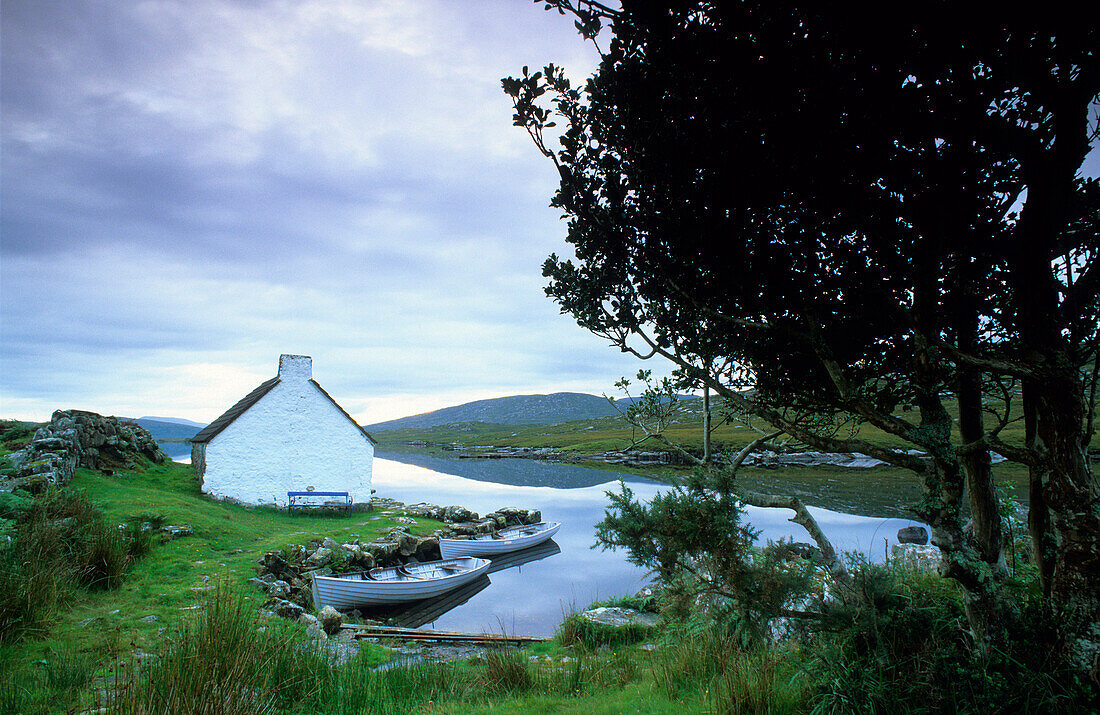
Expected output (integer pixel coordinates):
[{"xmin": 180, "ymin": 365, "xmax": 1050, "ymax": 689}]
[{"xmin": 506, "ymin": 2, "xmax": 1099, "ymax": 671}]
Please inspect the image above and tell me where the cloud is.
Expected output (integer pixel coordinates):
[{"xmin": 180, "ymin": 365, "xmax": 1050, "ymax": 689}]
[{"xmin": 0, "ymin": 0, "xmax": 644, "ymax": 424}]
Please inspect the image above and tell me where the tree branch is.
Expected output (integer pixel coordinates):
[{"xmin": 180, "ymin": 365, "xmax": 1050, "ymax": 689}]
[
  {"xmin": 935, "ymin": 341, "xmax": 1039, "ymax": 379},
  {"xmin": 738, "ymin": 489, "xmax": 856, "ymax": 597}
]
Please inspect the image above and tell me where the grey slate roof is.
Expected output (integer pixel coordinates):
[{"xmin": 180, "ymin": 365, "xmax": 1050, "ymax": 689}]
[{"xmin": 189, "ymin": 377, "xmax": 376, "ymax": 445}]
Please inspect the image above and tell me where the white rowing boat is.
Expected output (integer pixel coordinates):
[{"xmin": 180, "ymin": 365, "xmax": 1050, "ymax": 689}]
[
  {"xmin": 311, "ymin": 556, "xmax": 491, "ymax": 609},
  {"xmin": 439, "ymin": 521, "xmax": 561, "ymax": 559}
]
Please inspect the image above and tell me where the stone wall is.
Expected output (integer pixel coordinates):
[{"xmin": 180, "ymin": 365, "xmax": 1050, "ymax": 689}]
[{"xmin": 2, "ymin": 410, "xmax": 166, "ymax": 492}]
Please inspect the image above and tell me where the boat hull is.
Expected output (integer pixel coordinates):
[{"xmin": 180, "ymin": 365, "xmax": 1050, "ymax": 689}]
[
  {"xmin": 311, "ymin": 556, "xmax": 491, "ymax": 609},
  {"xmin": 439, "ymin": 522, "xmax": 561, "ymax": 559}
]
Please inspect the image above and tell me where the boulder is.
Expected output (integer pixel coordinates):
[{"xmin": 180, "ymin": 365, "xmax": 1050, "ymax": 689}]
[
  {"xmin": 345, "ymin": 549, "xmax": 374, "ymax": 571},
  {"xmin": 579, "ymin": 606, "xmax": 659, "ymax": 629},
  {"xmin": 443, "ymin": 505, "xmax": 477, "ymax": 523},
  {"xmin": 2, "ymin": 410, "xmax": 168, "ymax": 491},
  {"xmin": 890, "ymin": 543, "xmax": 942, "ymax": 572},
  {"xmin": 260, "ymin": 551, "xmax": 298, "ymax": 581},
  {"xmin": 449, "ymin": 522, "xmax": 479, "ymax": 536},
  {"xmin": 489, "ymin": 507, "xmax": 541, "ymax": 526},
  {"xmin": 363, "ymin": 540, "xmax": 399, "ymax": 561},
  {"xmin": 406, "ymin": 503, "xmax": 445, "ymax": 521},
  {"xmin": 394, "ymin": 533, "xmax": 418, "ymax": 557},
  {"xmin": 298, "ymin": 613, "xmax": 326, "ymax": 640},
  {"xmin": 305, "ymin": 547, "xmax": 333, "ymax": 568},
  {"xmin": 273, "ymin": 599, "xmax": 304, "ymax": 619},
  {"xmin": 897, "ymin": 526, "xmax": 929, "ymax": 545},
  {"xmin": 162, "ymin": 524, "xmax": 194, "ymax": 541},
  {"xmin": 321, "ymin": 537, "xmax": 340, "ymax": 551},
  {"xmin": 318, "ymin": 605, "xmax": 343, "ymax": 636},
  {"xmin": 268, "ymin": 580, "xmax": 292, "ymax": 600},
  {"xmin": 413, "ymin": 537, "xmax": 440, "ymax": 562}
]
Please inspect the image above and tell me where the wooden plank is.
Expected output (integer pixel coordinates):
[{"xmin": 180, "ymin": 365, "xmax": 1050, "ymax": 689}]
[{"xmin": 343, "ymin": 623, "xmax": 548, "ymax": 644}]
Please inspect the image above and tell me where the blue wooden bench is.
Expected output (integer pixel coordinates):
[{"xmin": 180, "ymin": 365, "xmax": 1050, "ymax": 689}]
[{"xmin": 287, "ymin": 491, "xmax": 352, "ymax": 515}]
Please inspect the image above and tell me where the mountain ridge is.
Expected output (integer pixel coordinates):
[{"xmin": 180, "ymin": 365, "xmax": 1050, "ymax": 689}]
[{"xmin": 364, "ymin": 392, "xmax": 624, "ymax": 432}]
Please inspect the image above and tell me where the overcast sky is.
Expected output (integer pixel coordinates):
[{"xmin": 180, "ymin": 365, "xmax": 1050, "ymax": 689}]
[
  {"xmin": 4, "ymin": 4, "xmax": 1098, "ymax": 428},
  {"xmin": 1, "ymin": 0, "xmax": 651, "ymax": 425}
]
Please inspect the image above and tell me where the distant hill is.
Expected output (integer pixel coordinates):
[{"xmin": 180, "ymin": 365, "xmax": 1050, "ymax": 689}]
[
  {"xmin": 137, "ymin": 416, "xmax": 205, "ymax": 428},
  {"xmin": 364, "ymin": 392, "xmax": 625, "ymax": 432},
  {"xmin": 130, "ymin": 417, "xmax": 202, "ymax": 445}
]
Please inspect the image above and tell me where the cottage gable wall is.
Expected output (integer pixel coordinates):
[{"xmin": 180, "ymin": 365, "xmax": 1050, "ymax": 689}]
[{"xmin": 199, "ymin": 355, "xmax": 373, "ymax": 506}]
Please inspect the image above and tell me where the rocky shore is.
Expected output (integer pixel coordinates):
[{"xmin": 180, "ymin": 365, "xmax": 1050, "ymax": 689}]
[
  {"xmin": 251, "ymin": 498, "xmax": 542, "ymax": 629},
  {"xmin": 410, "ymin": 442, "xmax": 940, "ymax": 470}
]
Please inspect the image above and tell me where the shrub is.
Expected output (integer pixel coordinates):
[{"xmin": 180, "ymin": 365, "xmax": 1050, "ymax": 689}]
[
  {"xmin": 0, "ymin": 490, "xmax": 33, "ymax": 520},
  {"xmin": 805, "ymin": 558, "xmax": 1090, "ymax": 714},
  {"xmin": 0, "ymin": 420, "xmax": 36, "ymax": 451}
]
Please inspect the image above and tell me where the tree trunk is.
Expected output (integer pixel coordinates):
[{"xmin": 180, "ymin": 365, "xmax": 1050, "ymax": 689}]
[
  {"xmin": 954, "ymin": 267, "xmax": 1006, "ymax": 575},
  {"xmin": 1031, "ymin": 367, "xmax": 1100, "ymax": 676},
  {"xmin": 1010, "ymin": 84, "xmax": 1100, "ymax": 670},
  {"xmin": 1023, "ymin": 381, "xmax": 1056, "ymax": 599},
  {"xmin": 912, "ymin": 246, "xmax": 1006, "ymax": 651},
  {"xmin": 702, "ymin": 385, "xmax": 712, "ymax": 464}
]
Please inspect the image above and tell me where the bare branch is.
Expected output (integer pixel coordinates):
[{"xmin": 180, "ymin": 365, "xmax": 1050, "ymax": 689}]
[
  {"xmin": 936, "ymin": 341, "xmax": 1039, "ymax": 379},
  {"xmin": 738, "ymin": 489, "xmax": 856, "ymax": 598}
]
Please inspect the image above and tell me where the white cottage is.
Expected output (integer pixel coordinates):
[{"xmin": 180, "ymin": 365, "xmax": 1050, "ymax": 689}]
[{"xmin": 190, "ymin": 354, "xmax": 375, "ymax": 507}]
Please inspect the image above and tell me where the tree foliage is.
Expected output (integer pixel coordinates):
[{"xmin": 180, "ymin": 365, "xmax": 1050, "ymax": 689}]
[{"xmin": 507, "ymin": 0, "xmax": 1100, "ymax": 671}]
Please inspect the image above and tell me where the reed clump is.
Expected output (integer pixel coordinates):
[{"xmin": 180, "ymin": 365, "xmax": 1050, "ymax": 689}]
[{"xmin": 0, "ymin": 487, "xmax": 150, "ymax": 643}]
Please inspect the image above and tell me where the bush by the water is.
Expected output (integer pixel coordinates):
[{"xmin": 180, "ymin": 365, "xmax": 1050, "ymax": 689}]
[
  {"xmin": 803, "ymin": 556, "xmax": 1091, "ymax": 713},
  {"xmin": 0, "ymin": 487, "xmax": 151, "ymax": 642}
]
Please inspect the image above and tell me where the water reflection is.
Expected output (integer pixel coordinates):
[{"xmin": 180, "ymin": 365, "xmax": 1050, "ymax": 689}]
[
  {"xmin": 371, "ymin": 453, "xmax": 921, "ymax": 636},
  {"xmin": 381, "ymin": 450, "xmax": 636, "ymax": 489},
  {"xmin": 358, "ymin": 540, "xmax": 563, "ymax": 628}
]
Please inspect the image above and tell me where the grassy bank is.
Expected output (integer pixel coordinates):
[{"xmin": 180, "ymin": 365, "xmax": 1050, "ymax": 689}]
[{"xmin": 0, "ymin": 457, "xmax": 439, "ymax": 713}]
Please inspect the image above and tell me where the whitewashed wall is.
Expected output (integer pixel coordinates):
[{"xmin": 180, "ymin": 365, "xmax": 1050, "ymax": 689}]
[{"xmin": 201, "ymin": 363, "xmax": 373, "ymax": 506}]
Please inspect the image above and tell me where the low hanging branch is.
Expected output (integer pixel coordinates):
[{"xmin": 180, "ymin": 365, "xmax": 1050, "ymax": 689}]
[{"xmin": 608, "ymin": 379, "xmax": 858, "ymax": 600}]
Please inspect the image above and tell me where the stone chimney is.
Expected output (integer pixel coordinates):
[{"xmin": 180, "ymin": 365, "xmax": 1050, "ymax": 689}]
[{"xmin": 278, "ymin": 354, "xmax": 313, "ymax": 381}]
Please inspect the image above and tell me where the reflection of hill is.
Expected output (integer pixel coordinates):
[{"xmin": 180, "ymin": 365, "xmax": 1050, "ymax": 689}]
[{"xmin": 377, "ymin": 450, "xmax": 656, "ymax": 489}]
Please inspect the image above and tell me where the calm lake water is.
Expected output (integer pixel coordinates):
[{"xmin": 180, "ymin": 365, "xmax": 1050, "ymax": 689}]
[
  {"xmin": 368, "ymin": 452, "xmax": 919, "ymax": 636},
  {"xmin": 164, "ymin": 446, "xmax": 921, "ymax": 636}
]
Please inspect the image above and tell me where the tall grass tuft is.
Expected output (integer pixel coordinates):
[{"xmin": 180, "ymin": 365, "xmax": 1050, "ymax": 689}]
[
  {"xmin": 481, "ymin": 650, "xmax": 534, "ymax": 693},
  {"xmin": 0, "ymin": 487, "xmax": 153, "ymax": 643},
  {"xmin": 709, "ymin": 647, "xmax": 807, "ymax": 715},
  {"xmin": 41, "ymin": 644, "xmax": 99, "ymax": 696},
  {"xmin": 557, "ymin": 611, "xmax": 653, "ymax": 649},
  {"xmin": 109, "ymin": 582, "xmax": 333, "ymax": 714},
  {"xmin": 326, "ymin": 659, "xmax": 462, "ymax": 715}
]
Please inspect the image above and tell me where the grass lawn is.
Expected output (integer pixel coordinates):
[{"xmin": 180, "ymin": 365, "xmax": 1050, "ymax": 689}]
[{"xmin": 0, "ymin": 458, "xmax": 439, "ymax": 711}]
